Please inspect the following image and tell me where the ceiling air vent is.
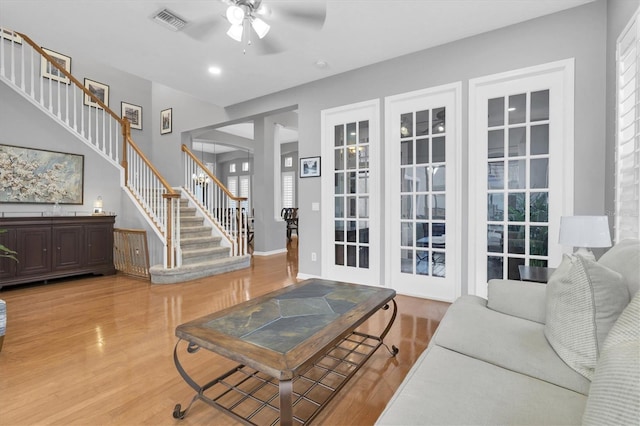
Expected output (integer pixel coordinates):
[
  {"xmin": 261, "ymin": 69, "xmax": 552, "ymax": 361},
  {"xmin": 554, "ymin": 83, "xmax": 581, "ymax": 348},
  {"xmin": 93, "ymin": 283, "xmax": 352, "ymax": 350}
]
[{"xmin": 152, "ymin": 9, "xmax": 188, "ymax": 32}]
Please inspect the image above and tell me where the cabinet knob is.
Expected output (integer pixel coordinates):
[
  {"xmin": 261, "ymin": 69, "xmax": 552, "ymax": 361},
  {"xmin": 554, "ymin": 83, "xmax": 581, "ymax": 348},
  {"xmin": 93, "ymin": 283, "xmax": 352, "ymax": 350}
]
[{"xmin": 43, "ymin": 248, "xmax": 47, "ymax": 252}]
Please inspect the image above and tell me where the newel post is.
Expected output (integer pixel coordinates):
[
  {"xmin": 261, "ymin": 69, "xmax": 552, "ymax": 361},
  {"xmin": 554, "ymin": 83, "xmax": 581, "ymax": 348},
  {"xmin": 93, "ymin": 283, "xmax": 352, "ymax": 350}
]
[
  {"xmin": 121, "ymin": 118, "xmax": 130, "ymax": 183},
  {"xmin": 164, "ymin": 193, "xmax": 181, "ymax": 269}
]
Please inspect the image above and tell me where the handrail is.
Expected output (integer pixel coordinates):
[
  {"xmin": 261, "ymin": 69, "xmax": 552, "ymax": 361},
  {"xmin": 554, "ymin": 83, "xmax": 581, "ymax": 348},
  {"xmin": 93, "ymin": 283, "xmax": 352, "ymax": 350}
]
[{"xmin": 181, "ymin": 144, "xmax": 246, "ymax": 203}]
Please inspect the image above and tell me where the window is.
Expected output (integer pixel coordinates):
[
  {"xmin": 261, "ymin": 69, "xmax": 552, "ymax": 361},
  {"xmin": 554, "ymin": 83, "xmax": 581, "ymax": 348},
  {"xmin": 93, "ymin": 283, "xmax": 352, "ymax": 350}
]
[
  {"xmin": 239, "ymin": 175, "xmax": 250, "ymax": 211},
  {"xmin": 282, "ymin": 171, "xmax": 295, "ymax": 208},
  {"xmin": 284, "ymin": 156, "xmax": 293, "ymax": 168},
  {"xmin": 229, "ymin": 163, "xmax": 236, "ymax": 173},
  {"xmin": 242, "ymin": 161, "xmax": 249, "ymax": 172},
  {"xmin": 615, "ymin": 9, "xmax": 640, "ymax": 241}
]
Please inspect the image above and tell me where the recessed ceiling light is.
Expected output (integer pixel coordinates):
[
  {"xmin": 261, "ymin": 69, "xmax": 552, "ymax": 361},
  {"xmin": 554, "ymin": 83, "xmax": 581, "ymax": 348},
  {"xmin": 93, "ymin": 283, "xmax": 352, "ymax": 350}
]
[
  {"xmin": 315, "ymin": 60, "xmax": 328, "ymax": 69},
  {"xmin": 208, "ymin": 66, "xmax": 222, "ymax": 75}
]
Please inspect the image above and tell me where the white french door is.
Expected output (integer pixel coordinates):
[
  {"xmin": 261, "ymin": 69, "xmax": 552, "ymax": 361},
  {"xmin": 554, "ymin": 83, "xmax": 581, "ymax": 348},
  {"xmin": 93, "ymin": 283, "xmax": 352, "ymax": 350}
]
[
  {"xmin": 321, "ymin": 99, "xmax": 380, "ymax": 285},
  {"xmin": 468, "ymin": 59, "xmax": 574, "ymax": 298},
  {"xmin": 385, "ymin": 83, "xmax": 462, "ymax": 302}
]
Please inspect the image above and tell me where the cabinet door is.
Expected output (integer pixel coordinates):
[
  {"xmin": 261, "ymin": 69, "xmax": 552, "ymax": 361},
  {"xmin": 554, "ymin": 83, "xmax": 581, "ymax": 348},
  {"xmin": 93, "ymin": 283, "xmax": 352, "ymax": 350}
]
[
  {"xmin": 52, "ymin": 225, "xmax": 83, "ymax": 271},
  {"xmin": 16, "ymin": 226, "xmax": 51, "ymax": 277},
  {"xmin": 0, "ymin": 228, "xmax": 17, "ymax": 280},
  {"xmin": 85, "ymin": 224, "xmax": 113, "ymax": 267}
]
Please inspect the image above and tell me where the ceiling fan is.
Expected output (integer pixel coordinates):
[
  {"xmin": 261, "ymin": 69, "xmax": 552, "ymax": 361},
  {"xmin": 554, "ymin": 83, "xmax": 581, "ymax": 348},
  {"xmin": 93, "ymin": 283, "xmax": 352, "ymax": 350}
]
[{"xmin": 184, "ymin": 0, "xmax": 327, "ymax": 55}]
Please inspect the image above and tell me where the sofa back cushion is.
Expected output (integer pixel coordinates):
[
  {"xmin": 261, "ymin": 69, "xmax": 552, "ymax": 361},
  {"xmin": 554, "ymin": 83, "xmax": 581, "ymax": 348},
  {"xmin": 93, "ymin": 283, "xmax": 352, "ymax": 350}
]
[
  {"xmin": 582, "ymin": 292, "xmax": 640, "ymax": 425},
  {"xmin": 544, "ymin": 254, "xmax": 630, "ymax": 380},
  {"xmin": 598, "ymin": 238, "xmax": 640, "ymax": 296}
]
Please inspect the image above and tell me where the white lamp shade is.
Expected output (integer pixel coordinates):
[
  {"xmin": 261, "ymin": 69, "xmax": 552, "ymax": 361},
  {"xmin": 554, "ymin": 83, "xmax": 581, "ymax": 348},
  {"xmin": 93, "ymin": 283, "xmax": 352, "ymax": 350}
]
[
  {"xmin": 226, "ymin": 5, "xmax": 245, "ymax": 25},
  {"xmin": 227, "ymin": 24, "xmax": 243, "ymax": 42},
  {"xmin": 559, "ymin": 216, "xmax": 612, "ymax": 248},
  {"xmin": 251, "ymin": 17, "xmax": 270, "ymax": 39}
]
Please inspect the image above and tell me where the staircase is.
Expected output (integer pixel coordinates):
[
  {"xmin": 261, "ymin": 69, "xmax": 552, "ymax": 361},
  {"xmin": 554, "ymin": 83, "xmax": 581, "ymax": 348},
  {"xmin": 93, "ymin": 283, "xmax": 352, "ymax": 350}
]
[
  {"xmin": 0, "ymin": 29, "xmax": 252, "ymax": 284},
  {"xmin": 149, "ymin": 199, "xmax": 251, "ymax": 284}
]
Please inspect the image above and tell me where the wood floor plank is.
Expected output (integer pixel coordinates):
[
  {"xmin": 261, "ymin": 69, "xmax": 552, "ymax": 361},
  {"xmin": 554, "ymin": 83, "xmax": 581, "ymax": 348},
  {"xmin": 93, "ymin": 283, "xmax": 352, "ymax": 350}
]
[{"xmin": 0, "ymin": 243, "xmax": 449, "ymax": 425}]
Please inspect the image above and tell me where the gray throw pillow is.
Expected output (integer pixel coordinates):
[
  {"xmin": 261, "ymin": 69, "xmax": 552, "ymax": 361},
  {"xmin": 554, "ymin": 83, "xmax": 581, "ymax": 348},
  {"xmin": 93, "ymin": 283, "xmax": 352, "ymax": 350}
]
[
  {"xmin": 544, "ymin": 254, "xmax": 630, "ymax": 380},
  {"xmin": 583, "ymin": 293, "xmax": 640, "ymax": 425}
]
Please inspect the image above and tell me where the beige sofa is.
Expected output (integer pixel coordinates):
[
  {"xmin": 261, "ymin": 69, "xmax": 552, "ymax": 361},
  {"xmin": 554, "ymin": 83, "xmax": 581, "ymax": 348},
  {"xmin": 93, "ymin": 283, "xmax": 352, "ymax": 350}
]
[{"xmin": 377, "ymin": 239, "xmax": 639, "ymax": 425}]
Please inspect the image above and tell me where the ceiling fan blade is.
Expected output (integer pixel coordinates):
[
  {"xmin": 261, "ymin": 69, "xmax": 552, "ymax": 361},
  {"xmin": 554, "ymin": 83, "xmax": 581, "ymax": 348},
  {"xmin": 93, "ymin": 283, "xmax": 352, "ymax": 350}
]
[
  {"xmin": 273, "ymin": 3, "xmax": 326, "ymax": 30},
  {"xmin": 183, "ymin": 17, "xmax": 224, "ymax": 41}
]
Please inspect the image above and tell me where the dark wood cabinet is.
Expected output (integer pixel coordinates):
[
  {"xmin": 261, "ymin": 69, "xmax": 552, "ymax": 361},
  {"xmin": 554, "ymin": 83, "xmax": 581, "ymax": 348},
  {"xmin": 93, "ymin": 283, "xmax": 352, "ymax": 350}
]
[{"xmin": 0, "ymin": 215, "xmax": 116, "ymax": 288}]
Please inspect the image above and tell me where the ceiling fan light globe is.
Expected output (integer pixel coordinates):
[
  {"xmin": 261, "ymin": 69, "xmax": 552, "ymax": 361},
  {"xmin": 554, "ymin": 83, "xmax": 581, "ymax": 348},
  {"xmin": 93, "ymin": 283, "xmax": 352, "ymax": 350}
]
[
  {"xmin": 251, "ymin": 17, "xmax": 270, "ymax": 39},
  {"xmin": 226, "ymin": 5, "xmax": 245, "ymax": 25},
  {"xmin": 227, "ymin": 24, "xmax": 244, "ymax": 42}
]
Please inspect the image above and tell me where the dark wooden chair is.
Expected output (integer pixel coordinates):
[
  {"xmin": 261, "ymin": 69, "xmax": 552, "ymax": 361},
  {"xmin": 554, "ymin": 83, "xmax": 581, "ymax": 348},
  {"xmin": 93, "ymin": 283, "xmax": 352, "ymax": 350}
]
[{"xmin": 281, "ymin": 208, "xmax": 298, "ymax": 241}]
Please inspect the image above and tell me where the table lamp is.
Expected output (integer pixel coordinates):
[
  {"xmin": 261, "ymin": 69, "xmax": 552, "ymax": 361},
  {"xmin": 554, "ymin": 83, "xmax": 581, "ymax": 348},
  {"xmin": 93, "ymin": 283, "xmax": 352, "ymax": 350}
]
[{"xmin": 558, "ymin": 215, "xmax": 612, "ymax": 260}]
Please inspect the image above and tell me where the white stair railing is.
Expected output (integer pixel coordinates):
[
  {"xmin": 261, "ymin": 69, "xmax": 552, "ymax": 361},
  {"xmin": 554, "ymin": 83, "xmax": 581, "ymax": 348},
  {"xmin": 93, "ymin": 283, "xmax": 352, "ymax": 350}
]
[
  {"xmin": 182, "ymin": 144, "xmax": 249, "ymax": 256},
  {"xmin": 0, "ymin": 28, "xmax": 181, "ymax": 269}
]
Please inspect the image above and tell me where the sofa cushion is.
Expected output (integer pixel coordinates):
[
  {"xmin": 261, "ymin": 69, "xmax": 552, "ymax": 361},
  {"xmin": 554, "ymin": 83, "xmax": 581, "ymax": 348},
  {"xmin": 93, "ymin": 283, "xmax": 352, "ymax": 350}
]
[
  {"xmin": 544, "ymin": 254, "xmax": 630, "ymax": 380},
  {"xmin": 583, "ymin": 293, "xmax": 640, "ymax": 425},
  {"xmin": 376, "ymin": 345, "xmax": 587, "ymax": 426},
  {"xmin": 597, "ymin": 238, "xmax": 640, "ymax": 296},
  {"xmin": 433, "ymin": 296, "xmax": 590, "ymax": 394}
]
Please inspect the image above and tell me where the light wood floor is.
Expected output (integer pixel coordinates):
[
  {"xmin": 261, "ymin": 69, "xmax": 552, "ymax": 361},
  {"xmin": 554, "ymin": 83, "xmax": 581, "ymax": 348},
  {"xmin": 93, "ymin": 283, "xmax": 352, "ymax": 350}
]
[{"xmin": 0, "ymin": 241, "xmax": 449, "ymax": 425}]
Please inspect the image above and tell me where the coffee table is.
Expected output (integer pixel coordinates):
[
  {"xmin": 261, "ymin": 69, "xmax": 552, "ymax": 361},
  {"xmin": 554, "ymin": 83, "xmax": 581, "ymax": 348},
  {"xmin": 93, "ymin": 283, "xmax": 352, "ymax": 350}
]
[{"xmin": 172, "ymin": 278, "xmax": 398, "ymax": 425}]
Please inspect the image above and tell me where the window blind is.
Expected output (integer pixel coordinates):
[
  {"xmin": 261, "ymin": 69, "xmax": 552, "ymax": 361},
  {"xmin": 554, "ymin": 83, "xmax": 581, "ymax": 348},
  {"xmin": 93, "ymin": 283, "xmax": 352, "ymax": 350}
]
[
  {"xmin": 616, "ymin": 10, "xmax": 640, "ymax": 241},
  {"xmin": 239, "ymin": 176, "xmax": 250, "ymax": 210},
  {"xmin": 282, "ymin": 172, "xmax": 295, "ymax": 208}
]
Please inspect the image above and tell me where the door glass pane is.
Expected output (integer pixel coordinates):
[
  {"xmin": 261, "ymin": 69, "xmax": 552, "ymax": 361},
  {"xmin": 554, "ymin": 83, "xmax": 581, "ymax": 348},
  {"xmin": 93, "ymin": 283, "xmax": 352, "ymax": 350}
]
[
  {"xmin": 530, "ymin": 192, "xmax": 548, "ymax": 222},
  {"xmin": 347, "ymin": 245, "xmax": 356, "ymax": 266},
  {"xmin": 488, "ymin": 256, "xmax": 503, "ymax": 280},
  {"xmin": 433, "ymin": 252, "xmax": 445, "ymax": 277},
  {"xmin": 415, "ymin": 166, "xmax": 429, "ymax": 191},
  {"xmin": 508, "ymin": 257, "xmax": 525, "ymax": 279},
  {"xmin": 416, "ymin": 194, "xmax": 429, "ymax": 219},
  {"xmin": 401, "ymin": 195, "xmax": 413, "ymax": 219},
  {"xmin": 488, "ymin": 161, "xmax": 504, "ymax": 189},
  {"xmin": 347, "ymin": 197, "xmax": 357, "ymax": 218},
  {"xmin": 400, "ymin": 113, "xmax": 413, "ymax": 138},
  {"xmin": 401, "ymin": 168, "xmax": 413, "ymax": 192},
  {"xmin": 416, "ymin": 251, "xmax": 429, "ymax": 275},
  {"xmin": 508, "ymin": 193, "xmax": 525, "ymax": 221},
  {"xmin": 530, "ymin": 124, "xmax": 549, "ymax": 155},
  {"xmin": 335, "ymin": 245, "xmax": 344, "ymax": 265},
  {"xmin": 432, "ymin": 108, "xmax": 445, "ymax": 134},
  {"xmin": 488, "ymin": 224, "xmax": 504, "ymax": 252},
  {"xmin": 335, "ymin": 221, "xmax": 344, "ymax": 242},
  {"xmin": 416, "ymin": 138, "xmax": 429, "ymax": 164},
  {"xmin": 432, "ymin": 137, "xmax": 446, "ymax": 162},
  {"xmin": 346, "ymin": 122, "xmax": 357, "ymax": 145},
  {"xmin": 508, "ymin": 94, "xmax": 526, "ymax": 124},
  {"xmin": 347, "ymin": 172, "xmax": 357, "ymax": 193},
  {"xmin": 508, "ymin": 127, "xmax": 526, "ymax": 156},
  {"xmin": 359, "ymin": 121, "xmax": 369, "ymax": 143},
  {"xmin": 347, "ymin": 221, "xmax": 357, "ymax": 242},
  {"xmin": 487, "ymin": 193, "xmax": 504, "ymax": 221},
  {"xmin": 359, "ymin": 196, "xmax": 369, "ymax": 218},
  {"xmin": 530, "ymin": 90, "xmax": 549, "ymax": 122},
  {"xmin": 416, "ymin": 110, "xmax": 429, "ymax": 135},
  {"xmin": 432, "ymin": 166, "xmax": 445, "ymax": 191},
  {"xmin": 401, "ymin": 249, "xmax": 413, "ymax": 273},
  {"xmin": 530, "ymin": 226, "xmax": 548, "ymax": 256},
  {"xmin": 347, "ymin": 147, "xmax": 357, "ymax": 169},
  {"xmin": 488, "ymin": 130, "xmax": 504, "ymax": 158},
  {"xmin": 531, "ymin": 158, "xmax": 549, "ymax": 188},
  {"xmin": 359, "ymin": 246, "xmax": 369, "ymax": 269},
  {"xmin": 335, "ymin": 173, "xmax": 344, "ymax": 194},
  {"xmin": 488, "ymin": 97, "xmax": 505, "ymax": 127},
  {"xmin": 359, "ymin": 221, "xmax": 369, "ymax": 243},
  {"xmin": 358, "ymin": 145, "xmax": 369, "ymax": 168},
  {"xmin": 401, "ymin": 140, "xmax": 413, "ymax": 165},
  {"xmin": 401, "ymin": 222, "xmax": 413, "ymax": 246},
  {"xmin": 335, "ymin": 149, "xmax": 344, "ymax": 170},
  {"xmin": 416, "ymin": 222, "xmax": 428, "ymax": 247},
  {"xmin": 335, "ymin": 197, "xmax": 344, "ymax": 218},
  {"xmin": 508, "ymin": 160, "xmax": 526, "ymax": 189},
  {"xmin": 358, "ymin": 171, "xmax": 369, "ymax": 193},
  {"xmin": 508, "ymin": 225, "xmax": 525, "ymax": 254},
  {"xmin": 432, "ymin": 195, "xmax": 445, "ymax": 220},
  {"xmin": 334, "ymin": 125, "xmax": 344, "ymax": 147}
]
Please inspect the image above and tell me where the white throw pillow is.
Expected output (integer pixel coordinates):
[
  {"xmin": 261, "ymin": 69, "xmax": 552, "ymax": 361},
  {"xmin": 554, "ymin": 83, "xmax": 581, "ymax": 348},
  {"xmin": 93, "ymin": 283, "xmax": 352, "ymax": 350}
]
[
  {"xmin": 544, "ymin": 254, "xmax": 630, "ymax": 380},
  {"xmin": 583, "ymin": 293, "xmax": 640, "ymax": 425}
]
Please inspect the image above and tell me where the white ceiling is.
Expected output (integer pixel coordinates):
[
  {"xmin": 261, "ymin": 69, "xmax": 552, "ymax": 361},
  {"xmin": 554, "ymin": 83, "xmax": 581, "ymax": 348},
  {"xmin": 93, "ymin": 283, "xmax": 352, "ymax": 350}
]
[{"xmin": 0, "ymin": 0, "xmax": 594, "ymax": 107}]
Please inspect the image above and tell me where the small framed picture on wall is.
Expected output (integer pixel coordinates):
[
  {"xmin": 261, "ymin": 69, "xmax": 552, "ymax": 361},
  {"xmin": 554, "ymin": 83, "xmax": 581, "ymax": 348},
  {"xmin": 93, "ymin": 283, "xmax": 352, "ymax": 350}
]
[
  {"xmin": 84, "ymin": 78, "xmax": 109, "ymax": 108},
  {"xmin": 41, "ymin": 47, "xmax": 71, "ymax": 84},
  {"xmin": 161, "ymin": 108, "xmax": 172, "ymax": 135},
  {"xmin": 300, "ymin": 156, "xmax": 321, "ymax": 178},
  {"xmin": 121, "ymin": 102, "xmax": 142, "ymax": 130}
]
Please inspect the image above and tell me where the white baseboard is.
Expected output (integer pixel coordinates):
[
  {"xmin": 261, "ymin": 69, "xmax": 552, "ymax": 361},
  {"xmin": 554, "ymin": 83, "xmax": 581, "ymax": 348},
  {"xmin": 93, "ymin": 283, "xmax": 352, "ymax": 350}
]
[
  {"xmin": 252, "ymin": 248, "xmax": 288, "ymax": 257},
  {"xmin": 296, "ymin": 273, "xmax": 322, "ymax": 280}
]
